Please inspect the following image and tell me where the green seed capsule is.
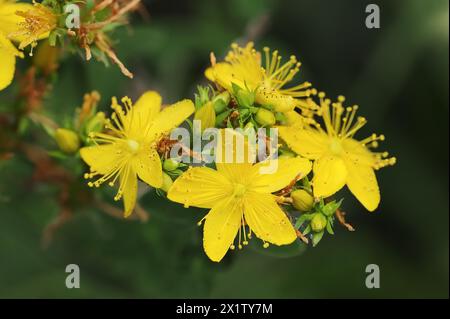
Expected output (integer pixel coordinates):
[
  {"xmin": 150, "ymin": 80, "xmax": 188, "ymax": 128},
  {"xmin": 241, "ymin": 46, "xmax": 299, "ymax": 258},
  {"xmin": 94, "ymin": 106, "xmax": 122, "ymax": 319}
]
[{"xmin": 310, "ymin": 213, "xmax": 327, "ymax": 232}]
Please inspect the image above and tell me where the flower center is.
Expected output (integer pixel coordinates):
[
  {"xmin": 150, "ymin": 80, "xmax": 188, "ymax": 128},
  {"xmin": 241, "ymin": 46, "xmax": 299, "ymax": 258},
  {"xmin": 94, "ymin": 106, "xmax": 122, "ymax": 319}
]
[
  {"xmin": 329, "ymin": 138, "xmax": 343, "ymax": 155},
  {"xmin": 233, "ymin": 183, "xmax": 247, "ymax": 197},
  {"xmin": 127, "ymin": 139, "xmax": 140, "ymax": 153}
]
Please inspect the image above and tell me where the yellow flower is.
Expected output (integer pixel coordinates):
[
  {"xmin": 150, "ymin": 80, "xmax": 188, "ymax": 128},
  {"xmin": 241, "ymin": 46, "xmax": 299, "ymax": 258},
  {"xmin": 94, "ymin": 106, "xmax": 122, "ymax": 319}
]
[
  {"xmin": 167, "ymin": 132, "xmax": 312, "ymax": 262},
  {"xmin": 205, "ymin": 42, "xmax": 315, "ymax": 113},
  {"xmin": 0, "ymin": 0, "xmax": 32, "ymax": 90},
  {"xmin": 80, "ymin": 91, "xmax": 195, "ymax": 217},
  {"xmin": 13, "ymin": 2, "xmax": 57, "ymax": 51},
  {"xmin": 278, "ymin": 93, "xmax": 396, "ymax": 212}
]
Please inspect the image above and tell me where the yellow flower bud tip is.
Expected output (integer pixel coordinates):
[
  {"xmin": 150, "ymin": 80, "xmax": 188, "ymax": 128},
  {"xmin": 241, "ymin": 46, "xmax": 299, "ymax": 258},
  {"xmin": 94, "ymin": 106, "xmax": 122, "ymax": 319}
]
[
  {"xmin": 255, "ymin": 108, "xmax": 276, "ymax": 126},
  {"xmin": 54, "ymin": 128, "xmax": 80, "ymax": 154},
  {"xmin": 311, "ymin": 213, "xmax": 327, "ymax": 232},
  {"xmin": 291, "ymin": 189, "xmax": 314, "ymax": 212},
  {"xmin": 161, "ymin": 172, "xmax": 173, "ymax": 193}
]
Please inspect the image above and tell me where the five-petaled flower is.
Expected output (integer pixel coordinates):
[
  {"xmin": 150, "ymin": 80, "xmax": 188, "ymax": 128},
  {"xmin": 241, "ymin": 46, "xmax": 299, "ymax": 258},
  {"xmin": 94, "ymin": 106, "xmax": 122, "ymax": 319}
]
[
  {"xmin": 278, "ymin": 93, "xmax": 396, "ymax": 211},
  {"xmin": 168, "ymin": 132, "xmax": 312, "ymax": 262},
  {"xmin": 0, "ymin": 0, "xmax": 32, "ymax": 90},
  {"xmin": 205, "ymin": 42, "xmax": 315, "ymax": 113},
  {"xmin": 80, "ymin": 91, "xmax": 195, "ymax": 217}
]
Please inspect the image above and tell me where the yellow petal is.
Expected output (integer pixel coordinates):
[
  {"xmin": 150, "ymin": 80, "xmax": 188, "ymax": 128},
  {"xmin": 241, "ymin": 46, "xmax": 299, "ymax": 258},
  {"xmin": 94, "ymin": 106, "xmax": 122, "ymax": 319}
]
[
  {"xmin": 278, "ymin": 127, "xmax": 328, "ymax": 160},
  {"xmin": 131, "ymin": 91, "xmax": 162, "ymax": 134},
  {"xmin": 80, "ymin": 144, "xmax": 122, "ymax": 174},
  {"xmin": 121, "ymin": 166, "xmax": 138, "ymax": 218},
  {"xmin": 345, "ymin": 159, "xmax": 380, "ymax": 212},
  {"xmin": 0, "ymin": 45, "xmax": 15, "ymax": 91},
  {"xmin": 0, "ymin": 2, "xmax": 32, "ymax": 41},
  {"xmin": 313, "ymin": 155, "xmax": 347, "ymax": 198},
  {"xmin": 132, "ymin": 149, "xmax": 163, "ymax": 188},
  {"xmin": 243, "ymin": 192, "xmax": 297, "ymax": 245},
  {"xmin": 205, "ymin": 62, "xmax": 238, "ymax": 91},
  {"xmin": 215, "ymin": 129, "xmax": 255, "ymax": 183},
  {"xmin": 250, "ymin": 157, "xmax": 312, "ymax": 193},
  {"xmin": 204, "ymin": 66, "xmax": 216, "ymax": 82},
  {"xmin": 167, "ymin": 167, "xmax": 233, "ymax": 209},
  {"xmin": 255, "ymin": 87, "xmax": 296, "ymax": 112},
  {"xmin": 342, "ymin": 138, "xmax": 377, "ymax": 167},
  {"xmin": 284, "ymin": 110, "xmax": 304, "ymax": 127},
  {"xmin": 147, "ymin": 99, "xmax": 195, "ymax": 140},
  {"xmin": 203, "ymin": 198, "xmax": 242, "ymax": 262}
]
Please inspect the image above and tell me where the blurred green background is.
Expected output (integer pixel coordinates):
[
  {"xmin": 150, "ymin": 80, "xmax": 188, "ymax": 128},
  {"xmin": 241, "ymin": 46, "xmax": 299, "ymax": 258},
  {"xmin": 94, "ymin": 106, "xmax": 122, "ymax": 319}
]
[{"xmin": 0, "ymin": 0, "xmax": 448, "ymax": 298}]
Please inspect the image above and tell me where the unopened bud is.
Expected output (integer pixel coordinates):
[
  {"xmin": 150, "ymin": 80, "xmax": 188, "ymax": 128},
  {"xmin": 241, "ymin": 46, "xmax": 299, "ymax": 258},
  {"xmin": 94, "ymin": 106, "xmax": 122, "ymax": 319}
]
[
  {"xmin": 54, "ymin": 128, "xmax": 80, "ymax": 154},
  {"xmin": 291, "ymin": 189, "xmax": 314, "ymax": 212},
  {"xmin": 255, "ymin": 108, "xmax": 276, "ymax": 127},
  {"xmin": 256, "ymin": 87, "xmax": 296, "ymax": 112},
  {"xmin": 33, "ymin": 41, "xmax": 59, "ymax": 75}
]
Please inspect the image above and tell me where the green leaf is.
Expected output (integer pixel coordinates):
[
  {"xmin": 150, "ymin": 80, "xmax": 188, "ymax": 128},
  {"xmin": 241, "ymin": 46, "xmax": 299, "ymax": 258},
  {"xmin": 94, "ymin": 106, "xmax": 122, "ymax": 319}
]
[
  {"xmin": 312, "ymin": 231, "xmax": 325, "ymax": 247},
  {"xmin": 326, "ymin": 220, "xmax": 335, "ymax": 235},
  {"xmin": 322, "ymin": 199, "xmax": 343, "ymax": 217},
  {"xmin": 295, "ymin": 213, "xmax": 313, "ymax": 229},
  {"xmin": 303, "ymin": 224, "xmax": 311, "ymax": 236}
]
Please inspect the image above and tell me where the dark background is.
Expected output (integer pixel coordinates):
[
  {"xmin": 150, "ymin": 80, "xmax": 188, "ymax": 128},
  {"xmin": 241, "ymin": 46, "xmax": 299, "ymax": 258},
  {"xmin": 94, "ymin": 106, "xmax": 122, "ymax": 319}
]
[{"xmin": 0, "ymin": 0, "xmax": 448, "ymax": 298}]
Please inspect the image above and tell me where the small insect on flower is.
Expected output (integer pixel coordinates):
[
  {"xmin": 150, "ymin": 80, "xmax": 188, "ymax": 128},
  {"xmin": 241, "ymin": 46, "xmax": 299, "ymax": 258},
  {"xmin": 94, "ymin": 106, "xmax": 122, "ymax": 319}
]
[
  {"xmin": 80, "ymin": 91, "xmax": 195, "ymax": 217},
  {"xmin": 205, "ymin": 42, "xmax": 316, "ymax": 113},
  {"xmin": 13, "ymin": 2, "xmax": 57, "ymax": 52},
  {"xmin": 278, "ymin": 93, "xmax": 396, "ymax": 211},
  {"xmin": 0, "ymin": 0, "xmax": 32, "ymax": 90},
  {"xmin": 167, "ymin": 130, "xmax": 312, "ymax": 262}
]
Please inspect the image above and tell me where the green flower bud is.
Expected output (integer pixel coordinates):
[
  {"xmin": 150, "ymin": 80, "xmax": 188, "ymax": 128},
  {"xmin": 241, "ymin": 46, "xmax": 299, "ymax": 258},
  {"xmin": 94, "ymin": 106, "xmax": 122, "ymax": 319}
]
[
  {"xmin": 54, "ymin": 128, "xmax": 80, "ymax": 154},
  {"xmin": 161, "ymin": 172, "xmax": 173, "ymax": 192},
  {"xmin": 163, "ymin": 158, "xmax": 179, "ymax": 171},
  {"xmin": 291, "ymin": 189, "xmax": 314, "ymax": 212},
  {"xmin": 310, "ymin": 213, "xmax": 327, "ymax": 232},
  {"xmin": 236, "ymin": 89, "xmax": 255, "ymax": 107},
  {"xmin": 255, "ymin": 108, "xmax": 276, "ymax": 127},
  {"xmin": 213, "ymin": 91, "xmax": 230, "ymax": 113}
]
